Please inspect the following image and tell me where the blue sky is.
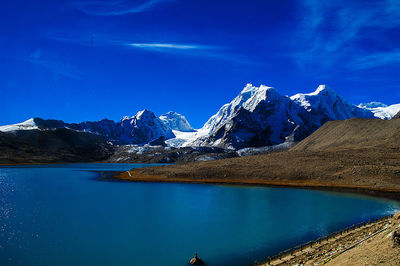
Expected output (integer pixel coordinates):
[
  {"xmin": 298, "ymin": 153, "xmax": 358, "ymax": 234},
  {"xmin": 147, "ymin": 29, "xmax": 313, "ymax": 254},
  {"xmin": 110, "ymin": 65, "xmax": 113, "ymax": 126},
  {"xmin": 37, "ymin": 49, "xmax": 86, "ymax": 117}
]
[{"xmin": 1, "ymin": 0, "xmax": 400, "ymax": 128}]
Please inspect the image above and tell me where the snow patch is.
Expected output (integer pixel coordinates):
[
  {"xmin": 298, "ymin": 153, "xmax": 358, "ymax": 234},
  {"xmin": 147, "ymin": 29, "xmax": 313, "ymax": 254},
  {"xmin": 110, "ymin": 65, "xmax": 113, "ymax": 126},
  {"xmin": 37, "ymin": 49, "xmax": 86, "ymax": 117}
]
[
  {"xmin": 0, "ymin": 118, "xmax": 39, "ymax": 132},
  {"xmin": 358, "ymin": 103, "xmax": 400, "ymax": 119}
]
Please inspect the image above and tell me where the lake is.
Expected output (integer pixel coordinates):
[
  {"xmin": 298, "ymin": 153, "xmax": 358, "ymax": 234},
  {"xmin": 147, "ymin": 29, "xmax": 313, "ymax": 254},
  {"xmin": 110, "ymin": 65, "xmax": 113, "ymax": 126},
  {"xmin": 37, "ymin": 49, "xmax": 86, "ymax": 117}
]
[{"xmin": 0, "ymin": 164, "xmax": 398, "ymax": 265}]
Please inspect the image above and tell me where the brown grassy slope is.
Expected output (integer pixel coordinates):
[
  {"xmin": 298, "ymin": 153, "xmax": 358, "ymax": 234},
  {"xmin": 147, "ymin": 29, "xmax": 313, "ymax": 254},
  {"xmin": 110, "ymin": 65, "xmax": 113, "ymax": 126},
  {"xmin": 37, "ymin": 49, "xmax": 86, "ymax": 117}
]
[
  {"xmin": 116, "ymin": 118, "xmax": 400, "ymax": 194},
  {"xmin": 292, "ymin": 118, "xmax": 400, "ymax": 152}
]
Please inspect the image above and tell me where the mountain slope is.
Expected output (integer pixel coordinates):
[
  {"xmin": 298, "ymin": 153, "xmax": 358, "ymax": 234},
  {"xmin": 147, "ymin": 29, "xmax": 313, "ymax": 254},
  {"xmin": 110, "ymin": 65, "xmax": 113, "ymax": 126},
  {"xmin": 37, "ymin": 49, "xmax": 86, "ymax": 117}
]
[
  {"xmin": 118, "ymin": 117, "xmax": 400, "ymax": 194},
  {"xmin": 159, "ymin": 111, "xmax": 195, "ymax": 132},
  {"xmin": 291, "ymin": 85, "xmax": 374, "ymax": 126},
  {"xmin": 0, "ymin": 110, "xmax": 176, "ymax": 145},
  {"xmin": 358, "ymin": 102, "xmax": 400, "ymax": 119},
  {"xmin": 0, "ymin": 128, "xmax": 115, "ymax": 164},
  {"xmin": 118, "ymin": 109, "xmax": 175, "ymax": 144},
  {"xmin": 0, "ymin": 118, "xmax": 41, "ymax": 132},
  {"xmin": 195, "ymin": 86, "xmax": 306, "ymax": 149},
  {"xmin": 291, "ymin": 118, "xmax": 400, "ymax": 152},
  {"xmin": 192, "ymin": 84, "xmax": 374, "ymax": 149}
]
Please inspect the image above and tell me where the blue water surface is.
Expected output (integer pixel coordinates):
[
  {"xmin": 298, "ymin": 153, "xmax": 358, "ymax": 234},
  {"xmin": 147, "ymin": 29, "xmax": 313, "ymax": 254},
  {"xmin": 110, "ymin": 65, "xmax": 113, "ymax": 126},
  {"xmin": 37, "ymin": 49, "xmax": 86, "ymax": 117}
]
[{"xmin": 0, "ymin": 164, "xmax": 398, "ymax": 265}]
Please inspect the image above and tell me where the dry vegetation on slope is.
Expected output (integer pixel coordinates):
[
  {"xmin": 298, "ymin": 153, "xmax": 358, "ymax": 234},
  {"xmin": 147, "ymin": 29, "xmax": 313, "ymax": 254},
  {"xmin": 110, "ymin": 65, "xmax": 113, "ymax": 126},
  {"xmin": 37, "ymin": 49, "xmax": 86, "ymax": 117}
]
[
  {"xmin": 292, "ymin": 118, "xmax": 400, "ymax": 152},
  {"xmin": 117, "ymin": 118, "xmax": 400, "ymax": 197}
]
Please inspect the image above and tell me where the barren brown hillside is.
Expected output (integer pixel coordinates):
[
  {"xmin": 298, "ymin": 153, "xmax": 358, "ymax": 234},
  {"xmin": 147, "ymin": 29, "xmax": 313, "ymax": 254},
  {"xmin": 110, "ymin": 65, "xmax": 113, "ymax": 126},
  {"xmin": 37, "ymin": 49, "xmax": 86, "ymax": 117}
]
[
  {"xmin": 116, "ymin": 118, "xmax": 400, "ymax": 197},
  {"xmin": 292, "ymin": 118, "xmax": 400, "ymax": 152}
]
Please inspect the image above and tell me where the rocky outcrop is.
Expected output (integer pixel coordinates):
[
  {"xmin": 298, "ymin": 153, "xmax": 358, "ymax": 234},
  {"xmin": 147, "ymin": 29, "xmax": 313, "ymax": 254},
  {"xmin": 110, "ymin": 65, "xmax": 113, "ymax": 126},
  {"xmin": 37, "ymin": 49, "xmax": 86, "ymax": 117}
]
[
  {"xmin": 393, "ymin": 111, "xmax": 400, "ymax": 119},
  {"xmin": 108, "ymin": 145, "xmax": 238, "ymax": 163},
  {"xmin": 189, "ymin": 253, "xmax": 204, "ymax": 265},
  {"xmin": 392, "ymin": 230, "xmax": 400, "ymax": 247},
  {"xmin": 148, "ymin": 136, "xmax": 167, "ymax": 147}
]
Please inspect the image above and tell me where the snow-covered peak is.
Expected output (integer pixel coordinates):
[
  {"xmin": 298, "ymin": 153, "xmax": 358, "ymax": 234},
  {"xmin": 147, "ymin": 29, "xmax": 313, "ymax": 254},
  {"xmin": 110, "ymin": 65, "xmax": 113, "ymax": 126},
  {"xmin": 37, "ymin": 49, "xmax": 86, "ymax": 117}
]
[
  {"xmin": 359, "ymin": 103, "xmax": 400, "ymax": 119},
  {"xmin": 119, "ymin": 109, "xmax": 175, "ymax": 144},
  {"xmin": 291, "ymin": 85, "xmax": 374, "ymax": 120},
  {"xmin": 159, "ymin": 111, "xmax": 195, "ymax": 132},
  {"xmin": 135, "ymin": 109, "xmax": 154, "ymax": 120},
  {"xmin": 358, "ymin": 102, "xmax": 388, "ymax": 109},
  {"xmin": 121, "ymin": 116, "xmax": 132, "ymax": 121},
  {"xmin": 312, "ymin": 84, "xmax": 335, "ymax": 95},
  {"xmin": 290, "ymin": 85, "xmax": 338, "ymax": 107},
  {"xmin": 0, "ymin": 118, "xmax": 39, "ymax": 132},
  {"xmin": 120, "ymin": 109, "xmax": 157, "ymax": 125},
  {"xmin": 202, "ymin": 83, "xmax": 278, "ymax": 132},
  {"xmin": 291, "ymin": 85, "xmax": 340, "ymax": 107}
]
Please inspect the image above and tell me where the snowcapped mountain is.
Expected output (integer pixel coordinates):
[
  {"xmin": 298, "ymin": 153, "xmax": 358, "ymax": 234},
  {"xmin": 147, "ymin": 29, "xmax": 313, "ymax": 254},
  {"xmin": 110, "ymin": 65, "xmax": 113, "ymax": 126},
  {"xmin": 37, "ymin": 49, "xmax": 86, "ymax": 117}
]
[
  {"xmin": 191, "ymin": 84, "xmax": 375, "ymax": 149},
  {"xmin": 1, "ymin": 84, "xmax": 395, "ymax": 150},
  {"xmin": 291, "ymin": 85, "xmax": 374, "ymax": 127},
  {"xmin": 202, "ymin": 84, "xmax": 275, "ymax": 133},
  {"xmin": 119, "ymin": 109, "xmax": 175, "ymax": 144},
  {"xmin": 0, "ymin": 118, "xmax": 40, "ymax": 132},
  {"xmin": 358, "ymin": 102, "xmax": 388, "ymax": 109},
  {"xmin": 0, "ymin": 110, "xmax": 176, "ymax": 145},
  {"xmin": 0, "ymin": 117, "xmax": 69, "ymax": 132},
  {"xmin": 159, "ymin": 111, "xmax": 195, "ymax": 132},
  {"xmin": 358, "ymin": 102, "xmax": 400, "ymax": 119},
  {"xmin": 192, "ymin": 84, "xmax": 307, "ymax": 149}
]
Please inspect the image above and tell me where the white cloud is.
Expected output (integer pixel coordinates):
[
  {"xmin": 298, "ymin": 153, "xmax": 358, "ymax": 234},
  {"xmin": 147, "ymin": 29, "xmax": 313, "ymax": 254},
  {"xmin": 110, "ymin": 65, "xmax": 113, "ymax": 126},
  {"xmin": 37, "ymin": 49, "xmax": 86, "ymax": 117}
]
[
  {"xmin": 128, "ymin": 43, "xmax": 206, "ymax": 50},
  {"xmin": 73, "ymin": 0, "xmax": 173, "ymax": 16}
]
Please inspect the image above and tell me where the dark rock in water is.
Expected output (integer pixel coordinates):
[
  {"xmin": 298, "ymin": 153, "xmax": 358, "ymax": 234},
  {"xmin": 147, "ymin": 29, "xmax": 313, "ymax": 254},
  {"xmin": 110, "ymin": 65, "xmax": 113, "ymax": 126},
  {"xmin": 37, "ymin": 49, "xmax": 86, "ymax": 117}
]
[
  {"xmin": 189, "ymin": 253, "xmax": 204, "ymax": 265},
  {"xmin": 393, "ymin": 111, "xmax": 400, "ymax": 119},
  {"xmin": 0, "ymin": 128, "xmax": 115, "ymax": 164},
  {"xmin": 393, "ymin": 230, "xmax": 400, "ymax": 247},
  {"xmin": 148, "ymin": 136, "xmax": 167, "ymax": 147}
]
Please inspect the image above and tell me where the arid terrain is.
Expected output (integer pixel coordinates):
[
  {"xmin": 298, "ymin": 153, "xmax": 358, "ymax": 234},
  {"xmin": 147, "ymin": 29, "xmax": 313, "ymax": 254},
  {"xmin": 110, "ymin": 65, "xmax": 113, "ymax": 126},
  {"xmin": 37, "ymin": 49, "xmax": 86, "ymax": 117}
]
[{"xmin": 117, "ymin": 118, "xmax": 400, "ymax": 198}]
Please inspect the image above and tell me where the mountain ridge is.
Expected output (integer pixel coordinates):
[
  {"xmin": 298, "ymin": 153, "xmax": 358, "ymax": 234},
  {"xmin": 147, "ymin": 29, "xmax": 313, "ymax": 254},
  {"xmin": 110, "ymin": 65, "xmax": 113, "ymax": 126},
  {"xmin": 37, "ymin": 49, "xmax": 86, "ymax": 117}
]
[
  {"xmin": 1, "ymin": 83, "xmax": 398, "ymax": 149},
  {"xmin": 191, "ymin": 84, "xmax": 376, "ymax": 149}
]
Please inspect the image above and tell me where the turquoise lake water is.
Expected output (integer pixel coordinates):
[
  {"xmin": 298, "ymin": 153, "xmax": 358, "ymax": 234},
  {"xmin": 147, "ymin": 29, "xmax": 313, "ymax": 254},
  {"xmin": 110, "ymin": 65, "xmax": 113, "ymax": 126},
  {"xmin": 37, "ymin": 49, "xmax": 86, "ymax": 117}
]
[{"xmin": 0, "ymin": 163, "xmax": 399, "ymax": 265}]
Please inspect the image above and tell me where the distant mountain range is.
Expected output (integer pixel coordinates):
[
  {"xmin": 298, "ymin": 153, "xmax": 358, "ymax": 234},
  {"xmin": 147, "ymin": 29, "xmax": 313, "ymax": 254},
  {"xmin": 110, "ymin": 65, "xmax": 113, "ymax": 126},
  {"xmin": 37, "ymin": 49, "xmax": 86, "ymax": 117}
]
[
  {"xmin": 1, "ymin": 84, "xmax": 399, "ymax": 151},
  {"xmin": 0, "ymin": 109, "xmax": 192, "ymax": 145}
]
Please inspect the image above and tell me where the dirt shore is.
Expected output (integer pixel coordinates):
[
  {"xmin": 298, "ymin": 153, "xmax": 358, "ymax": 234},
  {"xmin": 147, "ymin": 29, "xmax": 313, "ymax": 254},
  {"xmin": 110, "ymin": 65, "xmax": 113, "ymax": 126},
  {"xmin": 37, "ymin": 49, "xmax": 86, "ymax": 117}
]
[{"xmin": 115, "ymin": 148, "xmax": 400, "ymax": 199}]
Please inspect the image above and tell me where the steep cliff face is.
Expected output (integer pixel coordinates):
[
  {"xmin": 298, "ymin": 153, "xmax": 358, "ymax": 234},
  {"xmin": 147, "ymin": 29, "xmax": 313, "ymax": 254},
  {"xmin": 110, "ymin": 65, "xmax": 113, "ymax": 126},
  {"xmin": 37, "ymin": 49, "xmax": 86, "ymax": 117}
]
[
  {"xmin": 159, "ymin": 111, "xmax": 195, "ymax": 132},
  {"xmin": 119, "ymin": 109, "xmax": 175, "ymax": 144}
]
